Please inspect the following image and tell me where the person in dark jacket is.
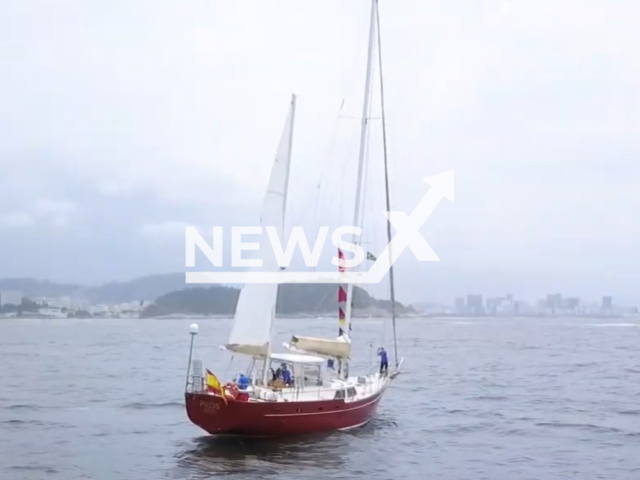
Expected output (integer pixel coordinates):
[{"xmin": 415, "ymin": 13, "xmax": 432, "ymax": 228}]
[
  {"xmin": 282, "ymin": 364, "xmax": 292, "ymax": 385},
  {"xmin": 378, "ymin": 347, "xmax": 388, "ymax": 375}
]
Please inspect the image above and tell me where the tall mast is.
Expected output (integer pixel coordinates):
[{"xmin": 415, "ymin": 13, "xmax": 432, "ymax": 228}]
[
  {"xmin": 343, "ymin": 0, "xmax": 377, "ymax": 379},
  {"xmin": 374, "ymin": 0, "xmax": 399, "ymax": 367}
]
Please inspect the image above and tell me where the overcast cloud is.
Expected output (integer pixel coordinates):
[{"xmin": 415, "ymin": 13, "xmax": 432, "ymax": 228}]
[{"xmin": 1, "ymin": 0, "xmax": 639, "ymax": 304}]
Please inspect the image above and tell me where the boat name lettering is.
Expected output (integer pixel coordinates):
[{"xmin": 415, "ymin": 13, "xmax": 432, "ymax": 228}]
[{"xmin": 199, "ymin": 401, "xmax": 220, "ymax": 413}]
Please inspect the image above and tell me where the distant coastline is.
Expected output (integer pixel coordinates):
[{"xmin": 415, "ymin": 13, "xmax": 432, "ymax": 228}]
[
  {"xmin": 2, "ymin": 274, "xmax": 637, "ymax": 320},
  {"xmin": 0, "ymin": 274, "xmax": 415, "ymax": 319}
]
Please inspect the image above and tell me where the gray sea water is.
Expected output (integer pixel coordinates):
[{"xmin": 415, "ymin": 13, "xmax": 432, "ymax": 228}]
[{"xmin": 1, "ymin": 316, "xmax": 639, "ymax": 480}]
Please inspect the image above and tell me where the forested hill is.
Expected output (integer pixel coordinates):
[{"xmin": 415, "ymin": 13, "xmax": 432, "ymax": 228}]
[
  {"xmin": 140, "ymin": 284, "xmax": 415, "ymax": 318},
  {"xmin": 0, "ymin": 273, "xmax": 186, "ymax": 303}
]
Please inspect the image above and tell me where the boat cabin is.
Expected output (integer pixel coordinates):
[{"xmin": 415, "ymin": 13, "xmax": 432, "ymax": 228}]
[{"xmin": 261, "ymin": 352, "xmax": 327, "ymax": 389}]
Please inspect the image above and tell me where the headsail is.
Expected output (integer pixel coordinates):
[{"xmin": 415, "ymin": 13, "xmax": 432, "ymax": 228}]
[{"xmin": 225, "ymin": 95, "xmax": 296, "ymax": 357}]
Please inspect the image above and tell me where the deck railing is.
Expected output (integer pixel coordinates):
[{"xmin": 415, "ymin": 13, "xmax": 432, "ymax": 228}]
[
  {"xmin": 187, "ymin": 359, "xmax": 386, "ymax": 399},
  {"xmin": 186, "ymin": 359, "xmax": 204, "ymax": 393}
]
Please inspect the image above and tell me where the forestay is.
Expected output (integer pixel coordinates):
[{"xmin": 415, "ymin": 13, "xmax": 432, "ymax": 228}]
[{"xmin": 225, "ymin": 95, "xmax": 296, "ymax": 357}]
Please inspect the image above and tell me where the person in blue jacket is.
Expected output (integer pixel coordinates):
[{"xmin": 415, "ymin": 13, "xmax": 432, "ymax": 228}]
[
  {"xmin": 378, "ymin": 347, "xmax": 388, "ymax": 375},
  {"xmin": 281, "ymin": 364, "xmax": 292, "ymax": 385}
]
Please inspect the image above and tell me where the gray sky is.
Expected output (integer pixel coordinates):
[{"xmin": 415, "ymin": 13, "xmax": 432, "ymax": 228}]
[{"xmin": 1, "ymin": 0, "xmax": 639, "ymax": 305}]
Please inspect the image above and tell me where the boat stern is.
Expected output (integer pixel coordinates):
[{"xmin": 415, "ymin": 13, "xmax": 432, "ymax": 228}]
[{"xmin": 185, "ymin": 392, "xmax": 239, "ymax": 435}]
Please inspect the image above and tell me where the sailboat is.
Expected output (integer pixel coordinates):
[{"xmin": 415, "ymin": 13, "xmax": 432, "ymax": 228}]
[{"xmin": 184, "ymin": 0, "xmax": 402, "ymax": 436}]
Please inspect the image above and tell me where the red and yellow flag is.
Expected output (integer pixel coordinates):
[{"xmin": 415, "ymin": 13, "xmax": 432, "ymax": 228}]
[
  {"xmin": 206, "ymin": 369, "xmax": 221, "ymax": 391},
  {"xmin": 206, "ymin": 369, "xmax": 227, "ymax": 404}
]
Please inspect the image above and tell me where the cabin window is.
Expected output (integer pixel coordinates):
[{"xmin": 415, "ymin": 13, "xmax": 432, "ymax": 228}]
[
  {"xmin": 267, "ymin": 360, "xmax": 294, "ymax": 387},
  {"xmin": 346, "ymin": 387, "xmax": 357, "ymax": 398},
  {"xmin": 334, "ymin": 389, "xmax": 346, "ymax": 400},
  {"xmin": 302, "ymin": 365, "xmax": 321, "ymax": 387}
]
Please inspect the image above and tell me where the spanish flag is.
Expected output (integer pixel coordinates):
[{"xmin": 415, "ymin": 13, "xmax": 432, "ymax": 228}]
[
  {"xmin": 206, "ymin": 369, "xmax": 221, "ymax": 390},
  {"xmin": 206, "ymin": 369, "xmax": 227, "ymax": 404}
]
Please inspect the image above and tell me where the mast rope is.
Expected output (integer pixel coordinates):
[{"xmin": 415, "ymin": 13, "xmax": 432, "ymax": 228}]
[
  {"xmin": 375, "ymin": 0, "xmax": 399, "ymax": 367},
  {"xmin": 307, "ymin": 100, "xmax": 348, "ymax": 247}
]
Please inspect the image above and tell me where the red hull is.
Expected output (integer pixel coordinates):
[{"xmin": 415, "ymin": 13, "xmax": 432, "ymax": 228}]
[{"xmin": 185, "ymin": 389, "xmax": 385, "ymax": 437}]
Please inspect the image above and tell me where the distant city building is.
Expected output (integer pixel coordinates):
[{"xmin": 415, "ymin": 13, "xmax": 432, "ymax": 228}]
[
  {"xmin": 561, "ymin": 297, "xmax": 580, "ymax": 310},
  {"xmin": 514, "ymin": 301, "xmax": 529, "ymax": 315},
  {"xmin": 546, "ymin": 293, "xmax": 562, "ymax": 312},
  {"xmin": 89, "ymin": 304, "xmax": 110, "ymax": 316},
  {"xmin": 466, "ymin": 294, "xmax": 484, "ymax": 315},
  {"xmin": 38, "ymin": 307, "xmax": 67, "ymax": 319},
  {"xmin": 500, "ymin": 294, "xmax": 516, "ymax": 315},
  {"xmin": 486, "ymin": 297, "xmax": 501, "ymax": 315},
  {"xmin": 447, "ymin": 293, "xmax": 634, "ymax": 318},
  {"xmin": 45, "ymin": 296, "xmax": 73, "ymax": 309},
  {"xmin": 0, "ymin": 291, "xmax": 23, "ymax": 307},
  {"xmin": 454, "ymin": 297, "xmax": 465, "ymax": 314},
  {"xmin": 483, "ymin": 297, "xmax": 513, "ymax": 315}
]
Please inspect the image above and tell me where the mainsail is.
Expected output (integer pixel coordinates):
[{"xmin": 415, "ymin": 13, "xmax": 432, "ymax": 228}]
[{"xmin": 225, "ymin": 95, "xmax": 296, "ymax": 357}]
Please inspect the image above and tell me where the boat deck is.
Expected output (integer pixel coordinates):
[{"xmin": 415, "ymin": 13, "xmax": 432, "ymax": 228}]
[{"xmin": 231, "ymin": 373, "xmax": 389, "ymax": 403}]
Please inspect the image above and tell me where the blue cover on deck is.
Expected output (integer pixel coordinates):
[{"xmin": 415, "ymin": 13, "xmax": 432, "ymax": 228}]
[{"xmin": 237, "ymin": 374, "xmax": 250, "ymax": 390}]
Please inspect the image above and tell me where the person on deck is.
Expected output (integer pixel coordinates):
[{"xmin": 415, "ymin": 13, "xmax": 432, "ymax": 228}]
[
  {"xmin": 275, "ymin": 363, "xmax": 285, "ymax": 380},
  {"xmin": 281, "ymin": 364, "xmax": 292, "ymax": 385},
  {"xmin": 378, "ymin": 347, "xmax": 388, "ymax": 375}
]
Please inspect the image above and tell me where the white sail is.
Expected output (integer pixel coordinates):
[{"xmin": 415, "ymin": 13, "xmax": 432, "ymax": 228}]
[{"xmin": 225, "ymin": 95, "xmax": 296, "ymax": 357}]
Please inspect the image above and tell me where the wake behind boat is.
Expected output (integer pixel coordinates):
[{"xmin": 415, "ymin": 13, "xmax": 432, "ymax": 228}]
[{"xmin": 184, "ymin": 0, "xmax": 403, "ymax": 437}]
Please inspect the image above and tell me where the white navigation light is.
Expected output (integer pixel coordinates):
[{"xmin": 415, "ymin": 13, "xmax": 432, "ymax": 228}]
[{"xmin": 189, "ymin": 323, "xmax": 199, "ymax": 335}]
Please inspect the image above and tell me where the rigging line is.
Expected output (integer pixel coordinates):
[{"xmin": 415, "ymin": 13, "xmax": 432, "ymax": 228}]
[
  {"xmin": 361, "ymin": 140, "xmax": 387, "ymax": 346},
  {"xmin": 351, "ymin": 47, "xmax": 376, "ymax": 336},
  {"xmin": 309, "ymin": 99, "xmax": 346, "ymax": 242},
  {"xmin": 307, "ymin": 100, "xmax": 350, "ymax": 274},
  {"xmin": 359, "ymin": 110, "xmax": 372, "ymax": 252},
  {"xmin": 335, "ymin": 120, "xmax": 352, "ymax": 237},
  {"xmin": 313, "ymin": 286, "xmax": 331, "ymax": 315},
  {"xmin": 358, "ymin": 52, "xmax": 375, "ymax": 241},
  {"xmin": 225, "ymin": 355, "xmax": 235, "ymax": 376},
  {"xmin": 375, "ymin": 0, "xmax": 399, "ymax": 367},
  {"xmin": 361, "ymin": 169, "xmax": 388, "ymax": 349}
]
